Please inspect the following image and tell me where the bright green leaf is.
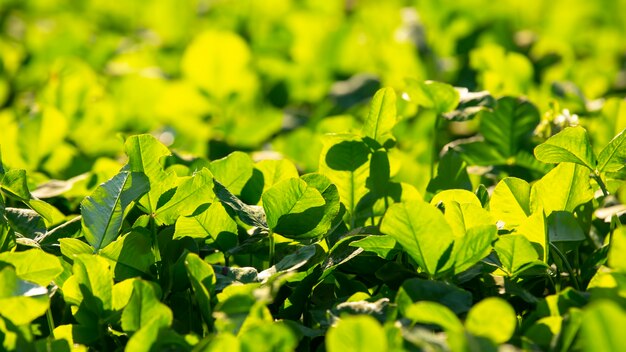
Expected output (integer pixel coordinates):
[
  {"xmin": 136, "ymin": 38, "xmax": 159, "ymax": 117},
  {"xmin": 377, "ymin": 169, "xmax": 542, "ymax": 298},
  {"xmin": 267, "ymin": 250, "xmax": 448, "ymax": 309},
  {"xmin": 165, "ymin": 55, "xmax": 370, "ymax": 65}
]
[
  {"xmin": 100, "ymin": 229, "xmax": 156, "ymax": 280},
  {"xmin": 490, "ymin": 177, "xmax": 531, "ymax": 230},
  {"xmin": 362, "ymin": 87, "xmax": 397, "ymax": 146},
  {"xmin": 184, "ymin": 252, "xmax": 216, "ymax": 327},
  {"xmin": 534, "ymin": 126, "xmax": 596, "ymax": 170},
  {"xmin": 154, "ymin": 168, "xmax": 214, "ymax": 225},
  {"xmin": 261, "ymin": 178, "xmax": 326, "ymax": 234},
  {"xmin": 609, "ymin": 227, "xmax": 626, "ymax": 272},
  {"xmin": 465, "ymin": 297, "xmax": 516, "ymax": 344},
  {"xmin": 581, "ymin": 301, "xmax": 626, "ymax": 352},
  {"xmin": 0, "ymin": 266, "xmax": 49, "ymax": 326},
  {"xmin": 81, "ymin": 171, "xmax": 149, "ymax": 250},
  {"xmin": 326, "ymin": 315, "xmax": 387, "ymax": 352},
  {"xmin": 121, "ymin": 280, "xmax": 172, "ymax": 333},
  {"xmin": 209, "ymin": 151, "xmax": 254, "ymax": 196},
  {"xmin": 125, "ymin": 134, "xmax": 177, "ymax": 215},
  {"xmin": 380, "ymin": 200, "xmax": 455, "ymax": 276},
  {"xmin": 530, "ymin": 163, "xmax": 594, "ymax": 215},
  {"xmin": 405, "ymin": 79, "xmax": 460, "ymax": 114},
  {"xmin": 494, "ymin": 235, "xmax": 542, "ymax": 276},
  {"xmin": 597, "ymin": 128, "xmax": 626, "ymax": 172},
  {"xmin": 319, "ymin": 134, "xmax": 370, "ymax": 227},
  {"xmin": 0, "ymin": 249, "xmax": 63, "ymax": 286}
]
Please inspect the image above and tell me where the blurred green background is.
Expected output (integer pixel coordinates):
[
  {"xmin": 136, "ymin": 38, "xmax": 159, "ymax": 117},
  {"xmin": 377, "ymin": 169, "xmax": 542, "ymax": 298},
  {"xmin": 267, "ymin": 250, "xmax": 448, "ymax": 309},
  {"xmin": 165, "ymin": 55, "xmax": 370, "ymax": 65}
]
[{"xmin": 1, "ymin": 0, "xmax": 625, "ymax": 192}]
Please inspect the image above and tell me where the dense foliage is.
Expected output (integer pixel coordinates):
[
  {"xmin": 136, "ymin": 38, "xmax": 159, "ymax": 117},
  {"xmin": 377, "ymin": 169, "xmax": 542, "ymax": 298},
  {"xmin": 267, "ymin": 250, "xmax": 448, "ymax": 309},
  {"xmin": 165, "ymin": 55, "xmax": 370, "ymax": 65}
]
[{"xmin": 1, "ymin": 0, "xmax": 626, "ymax": 351}]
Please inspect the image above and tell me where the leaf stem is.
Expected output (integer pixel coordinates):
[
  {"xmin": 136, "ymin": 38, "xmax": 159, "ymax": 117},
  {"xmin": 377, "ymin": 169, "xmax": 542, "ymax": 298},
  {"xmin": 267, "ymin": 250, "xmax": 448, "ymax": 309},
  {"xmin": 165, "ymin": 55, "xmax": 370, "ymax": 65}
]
[
  {"xmin": 46, "ymin": 308, "xmax": 55, "ymax": 339},
  {"xmin": 150, "ymin": 217, "xmax": 161, "ymax": 269},
  {"xmin": 549, "ymin": 243, "xmax": 581, "ymax": 291},
  {"xmin": 430, "ymin": 115, "xmax": 441, "ymax": 180},
  {"xmin": 592, "ymin": 172, "xmax": 609, "ymax": 197}
]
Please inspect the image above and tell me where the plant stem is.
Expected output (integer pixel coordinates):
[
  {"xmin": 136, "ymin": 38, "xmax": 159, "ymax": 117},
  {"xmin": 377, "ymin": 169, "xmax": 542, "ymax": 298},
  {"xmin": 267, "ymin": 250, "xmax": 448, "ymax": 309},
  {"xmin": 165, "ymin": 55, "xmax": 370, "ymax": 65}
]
[
  {"xmin": 550, "ymin": 243, "xmax": 581, "ymax": 291},
  {"xmin": 592, "ymin": 172, "xmax": 609, "ymax": 197},
  {"xmin": 150, "ymin": 217, "xmax": 161, "ymax": 278},
  {"xmin": 430, "ymin": 115, "xmax": 441, "ymax": 180},
  {"xmin": 46, "ymin": 309, "xmax": 55, "ymax": 339}
]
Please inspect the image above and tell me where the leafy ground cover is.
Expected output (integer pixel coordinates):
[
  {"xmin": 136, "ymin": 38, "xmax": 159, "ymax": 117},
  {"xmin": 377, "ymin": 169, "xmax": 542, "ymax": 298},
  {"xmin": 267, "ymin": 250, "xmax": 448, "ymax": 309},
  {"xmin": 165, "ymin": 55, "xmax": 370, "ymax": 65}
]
[{"xmin": 1, "ymin": 0, "xmax": 626, "ymax": 351}]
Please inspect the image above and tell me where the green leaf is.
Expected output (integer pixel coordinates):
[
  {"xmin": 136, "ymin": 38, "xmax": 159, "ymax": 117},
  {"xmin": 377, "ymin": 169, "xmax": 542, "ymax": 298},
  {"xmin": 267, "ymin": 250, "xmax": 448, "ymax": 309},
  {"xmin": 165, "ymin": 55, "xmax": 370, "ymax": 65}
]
[
  {"xmin": 517, "ymin": 210, "xmax": 548, "ymax": 262},
  {"xmin": 534, "ymin": 126, "xmax": 596, "ymax": 170},
  {"xmin": 174, "ymin": 202, "xmax": 238, "ymax": 247},
  {"xmin": 427, "ymin": 151, "xmax": 472, "ymax": 195},
  {"xmin": 121, "ymin": 280, "xmax": 172, "ymax": 333},
  {"xmin": 239, "ymin": 322, "xmax": 298, "ymax": 352},
  {"xmin": 125, "ymin": 134, "xmax": 177, "ymax": 215},
  {"xmin": 261, "ymin": 178, "xmax": 326, "ymax": 235},
  {"xmin": 396, "ymin": 278, "xmax": 473, "ymax": 315},
  {"xmin": 0, "ymin": 249, "xmax": 63, "ymax": 286},
  {"xmin": 1, "ymin": 169, "xmax": 30, "ymax": 200},
  {"xmin": 465, "ymin": 297, "xmax": 516, "ymax": 344},
  {"xmin": 404, "ymin": 301, "xmax": 463, "ymax": 333},
  {"xmin": 443, "ymin": 90, "xmax": 496, "ymax": 121},
  {"xmin": 609, "ymin": 226, "xmax": 626, "ymax": 272},
  {"xmin": 0, "ymin": 266, "xmax": 49, "ymax": 326},
  {"xmin": 405, "ymin": 79, "xmax": 460, "ymax": 114},
  {"xmin": 100, "ymin": 229, "xmax": 156, "ymax": 280},
  {"xmin": 597, "ymin": 128, "xmax": 626, "ymax": 172},
  {"xmin": 243, "ymin": 159, "xmax": 300, "ymax": 204},
  {"xmin": 213, "ymin": 179, "xmax": 268, "ymax": 230},
  {"xmin": 81, "ymin": 171, "xmax": 149, "ymax": 251},
  {"xmin": 154, "ymin": 168, "xmax": 214, "ymax": 225},
  {"xmin": 209, "ymin": 151, "xmax": 254, "ymax": 196},
  {"xmin": 380, "ymin": 201, "xmax": 455, "ymax": 276},
  {"xmin": 297, "ymin": 173, "xmax": 342, "ymax": 240},
  {"xmin": 59, "ymin": 238, "xmax": 93, "ymax": 259},
  {"xmin": 452, "ymin": 224, "xmax": 498, "ymax": 274},
  {"xmin": 319, "ymin": 135, "xmax": 370, "ymax": 227},
  {"xmin": 581, "ymin": 301, "xmax": 626, "ymax": 352},
  {"xmin": 490, "ymin": 177, "xmax": 531, "ymax": 230},
  {"xmin": 494, "ymin": 235, "xmax": 542, "ymax": 276},
  {"xmin": 530, "ymin": 163, "xmax": 594, "ymax": 215},
  {"xmin": 350, "ymin": 235, "xmax": 398, "ymax": 259},
  {"xmin": 184, "ymin": 252, "xmax": 216, "ymax": 327},
  {"xmin": 479, "ymin": 97, "xmax": 540, "ymax": 158},
  {"xmin": 362, "ymin": 87, "xmax": 397, "ymax": 146},
  {"xmin": 326, "ymin": 315, "xmax": 387, "ymax": 352},
  {"xmin": 4, "ymin": 207, "xmax": 45, "ymax": 239},
  {"xmin": 548, "ymin": 211, "xmax": 585, "ymax": 242},
  {"xmin": 443, "ymin": 202, "xmax": 494, "ymax": 238},
  {"xmin": 430, "ymin": 189, "xmax": 482, "ymax": 208},
  {"xmin": 64, "ymin": 254, "xmax": 113, "ymax": 321},
  {"xmin": 0, "ymin": 169, "xmax": 64, "ymax": 226}
]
